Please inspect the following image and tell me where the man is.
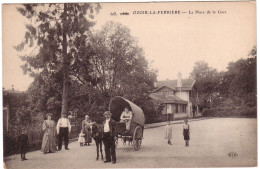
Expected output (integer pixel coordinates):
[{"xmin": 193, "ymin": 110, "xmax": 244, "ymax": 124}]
[
  {"xmin": 56, "ymin": 112, "xmax": 71, "ymax": 150},
  {"xmin": 102, "ymin": 111, "xmax": 117, "ymax": 164},
  {"xmin": 18, "ymin": 128, "xmax": 29, "ymax": 161}
]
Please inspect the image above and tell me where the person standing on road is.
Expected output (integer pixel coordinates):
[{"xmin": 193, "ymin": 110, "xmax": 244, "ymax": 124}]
[
  {"xmin": 102, "ymin": 111, "xmax": 117, "ymax": 164},
  {"xmin": 18, "ymin": 128, "xmax": 29, "ymax": 161},
  {"xmin": 41, "ymin": 113, "xmax": 56, "ymax": 154},
  {"xmin": 82, "ymin": 115, "xmax": 93, "ymax": 146},
  {"xmin": 56, "ymin": 112, "xmax": 71, "ymax": 150},
  {"xmin": 165, "ymin": 121, "xmax": 172, "ymax": 145},
  {"xmin": 183, "ymin": 119, "xmax": 190, "ymax": 147}
]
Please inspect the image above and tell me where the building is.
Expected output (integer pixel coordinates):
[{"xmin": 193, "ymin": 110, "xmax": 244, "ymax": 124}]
[
  {"xmin": 3, "ymin": 87, "xmax": 27, "ymax": 133},
  {"xmin": 149, "ymin": 72, "xmax": 201, "ymax": 119}
]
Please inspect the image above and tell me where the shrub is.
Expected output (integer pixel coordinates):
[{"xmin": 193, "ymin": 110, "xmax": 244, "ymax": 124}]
[{"xmin": 202, "ymin": 106, "xmax": 256, "ymax": 118}]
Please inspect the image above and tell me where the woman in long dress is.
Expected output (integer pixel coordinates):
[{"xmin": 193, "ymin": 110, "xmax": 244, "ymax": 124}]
[
  {"xmin": 41, "ymin": 113, "xmax": 56, "ymax": 154},
  {"xmin": 165, "ymin": 121, "xmax": 172, "ymax": 145},
  {"xmin": 82, "ymin": 115, "xmax": 92, "ymax": 146}
]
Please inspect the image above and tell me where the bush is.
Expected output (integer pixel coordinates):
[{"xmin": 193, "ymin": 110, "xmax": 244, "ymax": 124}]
[{"xmin": 202, "ymin": 106, "xmax": 256, "ymax": 118}]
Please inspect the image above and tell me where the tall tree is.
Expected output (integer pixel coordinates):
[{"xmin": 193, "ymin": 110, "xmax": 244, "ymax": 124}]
[
  {"xmin": 91, "ymin": 21, "xmax": 156, "ymax": 99},
  {"xmin": 219, "ymin": 46, "xmax": 256, "ymax": 107},
  {"xmin": 15, "ymin": 3, "xmax": 100, "ymax": 115},
  {"xmin": 73, "ymin": 21, "xmax": 157, "ymax": 109},
  {"xmin": 190, "ymin": 61, "xmax": 220, "ymax": 105}
]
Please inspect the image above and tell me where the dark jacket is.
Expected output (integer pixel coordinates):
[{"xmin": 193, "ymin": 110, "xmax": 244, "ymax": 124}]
[
  {"xmin": 102, "ymin": 118, "xmax": 117, "ymax": 137},
  {"xmin": 18, "ymin": 134, "xmax": 29, "ymax": 152}
]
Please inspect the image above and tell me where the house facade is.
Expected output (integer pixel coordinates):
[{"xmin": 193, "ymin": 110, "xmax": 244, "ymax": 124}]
[{"xmin": 149, "ymin": 72, "xmax": 201, "ymax": 119}]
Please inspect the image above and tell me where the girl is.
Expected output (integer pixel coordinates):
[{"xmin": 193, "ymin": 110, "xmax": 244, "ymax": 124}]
[
  {"xmin": 183, "ymin": 119, "xmax": 190, "ymax": 147},
  {"xmin": 78, "ymin": 130, "xmax": 85, "ymax": 147},
  {"xmin": 165, "ymin": 121, "xmax": 172, "ymax": 145}
]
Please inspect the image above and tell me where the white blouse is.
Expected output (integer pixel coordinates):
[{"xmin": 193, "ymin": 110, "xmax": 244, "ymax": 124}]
[{"xmin": 183, "ymin": 124, "xmax": 189, "ymax": 130}]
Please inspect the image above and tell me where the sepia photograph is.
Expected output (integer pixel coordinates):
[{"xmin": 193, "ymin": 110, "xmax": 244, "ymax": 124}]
[{"xmin": 2, "ymin": 1, "xmax": 257, "ymax": 168}]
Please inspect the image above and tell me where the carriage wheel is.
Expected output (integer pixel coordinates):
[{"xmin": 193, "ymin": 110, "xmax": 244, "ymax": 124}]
[{"xmin": 133, "ymin": 126, "xmax": 143, "ymax": 151}]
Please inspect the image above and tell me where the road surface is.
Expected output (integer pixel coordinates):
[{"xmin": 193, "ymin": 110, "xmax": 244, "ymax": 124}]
[{"xmin": 4, "ymin": 118, "xmax": 257, "ymax": 168}]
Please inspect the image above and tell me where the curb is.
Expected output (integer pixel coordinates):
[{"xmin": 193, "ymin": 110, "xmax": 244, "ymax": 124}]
[{"xmin": 144, "ymin": 117, "xmax": 212, "ymax": 129}]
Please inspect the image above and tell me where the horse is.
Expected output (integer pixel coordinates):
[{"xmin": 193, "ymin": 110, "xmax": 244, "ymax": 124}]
[{"xmin": 91, "ymin": 122, "xmax": 104, "ymax": 161}]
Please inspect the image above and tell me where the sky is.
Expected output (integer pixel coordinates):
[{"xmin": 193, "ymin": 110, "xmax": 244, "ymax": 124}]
[{"xmin": 2, "ymin": 2, "xmax": 256, "ymax": 91}]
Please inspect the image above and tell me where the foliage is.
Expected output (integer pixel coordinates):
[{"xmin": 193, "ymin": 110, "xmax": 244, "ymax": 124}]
[
  {"xmin": 190, "ymin": 61, "xmax": 221, "ymax": 105},
  {"xmin": 16, "ymin": 3, "xmax": 101, "ymax": 115},
  {"xmin": 72, "ymin": 21, "xmax": 157, "ymax": 114},
  {"xmin": 219, "ymin": 46, "xmax": 256, "ymax": 107},
  {"xmin": 202, "ymin": 106, "xmax": 256, "ymax": 117}
]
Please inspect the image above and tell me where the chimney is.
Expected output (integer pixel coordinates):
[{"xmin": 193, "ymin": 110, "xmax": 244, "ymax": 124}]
[
  {"xmin": 177, "ymin": 72, "xmax": 182, "ymax": 88},
  {"xmin": 12, "ymin": 85, "xmax": 14, "ymax": 91}
]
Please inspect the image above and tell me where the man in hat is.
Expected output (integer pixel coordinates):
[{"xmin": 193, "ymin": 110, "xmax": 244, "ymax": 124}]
[
  {"xmin": 102, "ymin": 111, "xmax": 117, "ymax": 164},
  {"xmin": 56, "ymin": 112, "xmax": 71, "ymax": 150}
]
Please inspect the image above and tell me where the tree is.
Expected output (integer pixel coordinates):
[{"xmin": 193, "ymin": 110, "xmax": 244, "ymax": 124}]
[
  {"xmin": 190, "ymin": 61, "xmax": 221, "ymax": 105},
  {"xmin": 74, "ymin": 21, "xmax": 157, "ymax": 110},
  {"xmin": 219, "ymin": 46, "xmax": 256, "ymax": 107},
  {"xmin": 15, "ymin": 3, "xmax": 100, "ymax": 115}
]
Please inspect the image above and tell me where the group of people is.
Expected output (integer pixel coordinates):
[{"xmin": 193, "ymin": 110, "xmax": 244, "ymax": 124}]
[
  {"xmin": 18, "ymin": 106, "xmax": 190, "ymax": 163},
  {"xmin": 165, "ymin": 119, "xmax": 190, "ymax": 146},
  {"xmin": 78, "ymin": 111, "xmax": 118, "ymax": 164}
]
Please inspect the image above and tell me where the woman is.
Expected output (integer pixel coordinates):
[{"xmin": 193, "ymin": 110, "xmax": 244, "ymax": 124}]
[
  {"xmin": 120, "ymin": 107, "xmax": 133, "ymax": 132},
  {"xmin": 41, "ymin": 113, "xmax": 56, "ymax": 154},
  {"xmin": 82, "ymin": 115, "xmax": 92, "ymax": 146}
]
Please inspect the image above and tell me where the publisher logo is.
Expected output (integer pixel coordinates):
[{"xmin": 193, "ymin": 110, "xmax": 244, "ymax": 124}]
[{"xmin": 228, "ymin": 152, "xmax": 238, "ymax": 158}]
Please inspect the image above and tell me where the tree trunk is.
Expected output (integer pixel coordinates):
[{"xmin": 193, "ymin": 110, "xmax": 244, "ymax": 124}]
[{"xmin": 61, "ymin": 3, "xmax": 69, "ymax": 115}]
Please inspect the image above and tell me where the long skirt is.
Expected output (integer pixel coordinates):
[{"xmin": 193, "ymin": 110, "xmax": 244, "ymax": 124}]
[
  {"xmin": 84, "ymin": 129, "xmax": 92, "ymax": 143},
  {"xmin": 41, "ymin": 131, "xmax": 56, "ymax": 153}
]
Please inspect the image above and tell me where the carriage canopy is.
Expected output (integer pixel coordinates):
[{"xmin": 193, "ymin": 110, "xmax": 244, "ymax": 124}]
[{"xmin": 109, "ymin": 96, "xmax": 145, "ymax": 126}]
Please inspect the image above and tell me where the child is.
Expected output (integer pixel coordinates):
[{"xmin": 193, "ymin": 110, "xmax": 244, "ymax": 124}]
[
  {"xmin": 183, "ymin": 119, "xmax": 190, "ymax": 147},
  {"xmin": 78, "ymin": 130, "xmax": 85, "ymax": 147},
  {"xmin": 18, "ymin": 128, "xmax": 29, "ymax": 161},
  {"xmin": 165, "ymin": 121, "xmax": 172, "ymax": 145}
]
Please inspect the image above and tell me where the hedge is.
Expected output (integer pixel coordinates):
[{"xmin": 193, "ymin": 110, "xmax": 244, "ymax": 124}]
[{"xmin": 202, "ymin": 106, "xmax": 257, "ymax": 118}]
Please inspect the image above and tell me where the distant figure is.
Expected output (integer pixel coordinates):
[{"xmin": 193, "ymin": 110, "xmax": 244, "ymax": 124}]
[
  {"xmin": 78, "ymin": 130, "xmax": 85, "ymax": 147},
  {"xmin": 183, "ymin": 119, "xmax": 190, "ymax": 147},
  {"xmin": 102, "ymin": 111, "xmax": 117, "ymax": 164},
  {"xmin": 82, "ymin": 115, "xmax": 93, "ymax": 146},
  {"xmin": 165, "ymin": 121, "xmax": 172, "ymax": 145},
  {"xmin": 56, "ymin": 112, "xmax": 71, "ymax": 150},
  {"xmin": 18, "ymin": 128, "xmax": 29, "ymax": 161},
  {"xmin": 41, "ymin": 113, "xmax": 56, "ymax": 154},
  {"xmin": 120, "ymin": 107, "xmax": 133, "ymax": 132}
]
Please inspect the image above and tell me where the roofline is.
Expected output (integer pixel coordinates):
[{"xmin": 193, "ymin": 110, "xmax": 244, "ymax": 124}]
[{"xmin": 150, "ymin": 85, "xmax": 175, "ymax": 93}]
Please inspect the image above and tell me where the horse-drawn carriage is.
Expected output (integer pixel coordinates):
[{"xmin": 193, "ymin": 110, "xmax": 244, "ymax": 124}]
[{"xmin": 109, "ymin": 96, "xmax": 145, "ymax": 151}]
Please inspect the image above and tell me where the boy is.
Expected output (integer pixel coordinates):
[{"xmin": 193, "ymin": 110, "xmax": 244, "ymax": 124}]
[
  {"xmin": 183, "ymin": 119, "xmax": 190, "ymax": 147},
  {"xmin": 18, "ymin": 128, "xmax": 29, "ymax": 161}
]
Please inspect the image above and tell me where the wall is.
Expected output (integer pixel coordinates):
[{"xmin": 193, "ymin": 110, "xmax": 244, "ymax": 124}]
[{"xmin": 175, "ymin": 90, "xmax": 189, "ymax": 102}]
